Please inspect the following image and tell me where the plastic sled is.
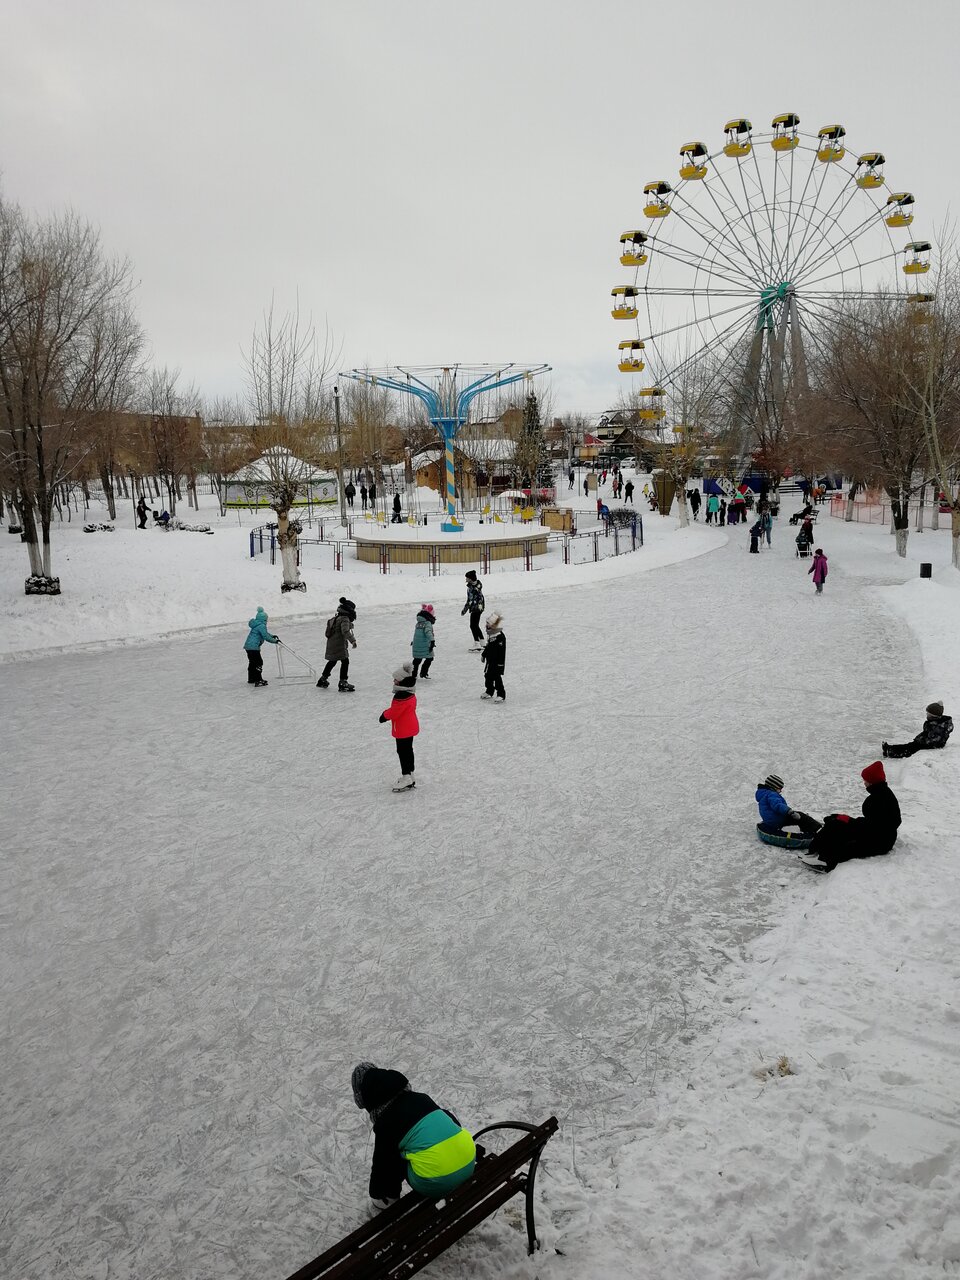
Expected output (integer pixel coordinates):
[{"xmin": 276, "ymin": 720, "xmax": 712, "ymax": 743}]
[{"xmin": 756, "ymin": 824, "xmax": 814, "ymax": 850}]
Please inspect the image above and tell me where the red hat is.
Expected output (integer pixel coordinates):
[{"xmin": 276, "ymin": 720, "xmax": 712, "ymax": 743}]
[{"xmin": 861, "ymin": 761, "xmax": 886, "ymax": 786}]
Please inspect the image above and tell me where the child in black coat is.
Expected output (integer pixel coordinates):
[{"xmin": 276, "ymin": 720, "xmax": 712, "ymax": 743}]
[
  {"xmin": 351, "ymin": 1063, "xmax": 476, "ymax": 1207},
  {"xmin": 480, "ymin": 612, "xmax": 506, "ymax": 702},
  {"xmin": 883, "ymin": 700, "xmax": 953, "ymax": 758}
]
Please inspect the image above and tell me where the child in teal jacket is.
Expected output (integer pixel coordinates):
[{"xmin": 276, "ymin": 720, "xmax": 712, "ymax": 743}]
[{"xmin": 243, "ymin": 606, "xmax": 279, "ymax": 686}]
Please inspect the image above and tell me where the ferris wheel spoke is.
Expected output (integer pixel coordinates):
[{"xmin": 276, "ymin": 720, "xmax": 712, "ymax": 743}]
[
  {"xmin": 786, "ymin": 176, "xmax": 867, "ymax": 280},
  {"xmin": 774, "ymin": 144, "xmax": 821, "ymax": 281},
  {"xmin": 647, "ymin": 239, "xmax": 755, "ymax": 291},
  {"xmin": 659, "ymin": 307, "xmax": 761, "ymax": 391},
  {"xmin": 674, "ymin": 184, "xmax": 766, "ymax": 283},
  {"xmin": 639, "ymin": 287, "xmax": 758, "ymax": 297},
  {"xmin": 710, "ymin": 164, "xmax": 770, "ymax": 282},
  {"xmin": 734, "ymin": 160, "xmax": 775, "ymax": 280},
  {"xmin": 748, "ymin": 145, "xmax": 781, "ymax": 278},
  {"xmin": 642, "ymin": 295, "xmax": 759, "ymax": 347},
  {"xmin": 660, "ymin": 204, "xmax": 759, "ymax": 285},
  {"xmin": 791, "ymin": 207, "xmax": 889, "ymax": 286},
  {"xmin": 797, "ymin": 251, "xmax": 900, "ymax": 291}
]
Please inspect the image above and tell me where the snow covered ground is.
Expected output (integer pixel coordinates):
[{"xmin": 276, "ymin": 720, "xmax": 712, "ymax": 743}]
[{"xmin": 2, "ymin": 496, "xmax": 959, "ymax": 1279}]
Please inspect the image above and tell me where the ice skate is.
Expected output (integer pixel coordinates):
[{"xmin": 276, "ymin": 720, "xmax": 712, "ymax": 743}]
[
  {"xmin": 253, "ymin": 679, "xmax": 269, "ymax": 688},
  {"xmin": 480, "ymin": 692, "xmax": 494, "ymax": 700},
  {"xmin": 393, "ymin": 775, "xmax": 416, "ymax": 792},
  {"xmin": 798, "ymin": 852, "xmax": 829, "ymax": 873},
  {"xmin": 338, "ymin": 681, "xmax": 356, "ymax": 692},
  {"xmin": 316, "ymin": 677, "xmax": 329, "ymax": 688}
]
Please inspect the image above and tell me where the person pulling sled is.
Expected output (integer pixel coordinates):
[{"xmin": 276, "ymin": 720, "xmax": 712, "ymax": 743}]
[{"xmin": 243, "ymin": 605, "xmax": 279, "ymax": 687}]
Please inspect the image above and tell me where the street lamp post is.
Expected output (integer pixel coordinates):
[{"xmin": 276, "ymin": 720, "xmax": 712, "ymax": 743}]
[{"xmin": 334, "ymin": 384, "xmax": 347, "ymax": 526}]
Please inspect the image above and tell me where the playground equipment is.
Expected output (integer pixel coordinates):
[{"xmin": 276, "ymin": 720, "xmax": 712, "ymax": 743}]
[{"xmin": 340, "ymin": 365, "xmax": 549, "ymax": 532}]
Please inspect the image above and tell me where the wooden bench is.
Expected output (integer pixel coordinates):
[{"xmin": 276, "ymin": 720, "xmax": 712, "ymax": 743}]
[{"xmin": 284, "ymin": 1116, "xmax": 558, "ymax": 1280}]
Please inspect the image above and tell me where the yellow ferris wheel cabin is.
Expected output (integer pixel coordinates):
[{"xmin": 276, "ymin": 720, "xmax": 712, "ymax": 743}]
[
  {"xmin": 855, "ymin": 153, "xmax": 885, "ymax": 189},
  {"xmin": 723, "ymin": 118, "xmax": 752, "ymax": 158},
  {"xmin": 619, "ymin": 231, "xmax": 649, "ymax": 267},
  {"xmin": 885, "ymin": 192, "xmax": 915, "ymax": 228},
  {"xmin": 643, "ymin": 179, "xmax": 672, "ymax": 219},
  {"xmin": 903, "ymin": 241, "xmax": 931, "ymax": 275},
  {"xmin": 771, "ymin": 113, "xmax": 800, "ymax": 152},
  {"xmin": 906, "ymin": 292, "xmax": 935, "ymax": 323},
  {"xmin": 611, "ymin": 285, "xmax": 640, "ymax": 319},
  {"xmin": 679, "ymin": 142, "xmax": 708, "ymax": 181},
  {"xmin": 637, "ymin": 386, "xmax": 666, "ymax": 419},
  {"xmin": 618, "ymin": 339, "xmax": 645, "ymax": 373},
  {"xmin": 817, "ymin": 124, "xmax": 846, "ymax": 163}
]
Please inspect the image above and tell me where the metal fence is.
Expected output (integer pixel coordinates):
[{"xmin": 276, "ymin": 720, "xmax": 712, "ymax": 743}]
[{"xmin": 249, "ymin": 516, "xmax": 643, "ymax": 576}]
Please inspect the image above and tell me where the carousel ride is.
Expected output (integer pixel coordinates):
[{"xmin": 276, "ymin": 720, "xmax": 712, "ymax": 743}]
[{"xmin": 341, "ymin": 363, "xmax": 552, "ymax": 563}]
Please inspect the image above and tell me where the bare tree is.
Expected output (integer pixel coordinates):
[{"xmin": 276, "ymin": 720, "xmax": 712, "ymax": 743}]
[
  {"xmin": 86, "ymin": 299, "xmax": 146, "ymax": 519},
  {"xmin": 0, "ymin": 194, "xmax": 139, "ymax": 589},
  {"xmin": 243, "ymin": 301, "xmax": 337, "ymax": 590}
]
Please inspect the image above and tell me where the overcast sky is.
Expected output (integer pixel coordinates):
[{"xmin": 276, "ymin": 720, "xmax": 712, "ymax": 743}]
[{"xmin": 2, "ymin": 0, "xmax": 957, "ymax": 417}]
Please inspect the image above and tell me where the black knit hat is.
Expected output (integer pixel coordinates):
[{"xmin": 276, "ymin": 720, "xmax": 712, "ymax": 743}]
[
  {"xmin": 926, "ymin": 701, "xmax": 944, "ymax": 717},
  {"xmin": 338, "ymin": 596, "xmax": 357, "ymax": 618},
  {"xmin": 465, "ymin": 570, "xmax": 477, "ymax": 581}
]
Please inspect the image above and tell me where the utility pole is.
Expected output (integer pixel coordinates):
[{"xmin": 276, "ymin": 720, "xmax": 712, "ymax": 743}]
[{"xmin": 334, "ymin": 384, "xmax": 347, "ymax": 526}]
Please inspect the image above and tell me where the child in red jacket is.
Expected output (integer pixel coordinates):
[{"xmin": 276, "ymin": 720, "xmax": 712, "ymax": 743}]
[{"xmin": 379, "ymin": 663, "xmax": 420, "ymax": 791}]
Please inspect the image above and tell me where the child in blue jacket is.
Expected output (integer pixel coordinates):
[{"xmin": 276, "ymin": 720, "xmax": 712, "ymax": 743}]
[
  {"xmin": 755, "ymin": 772, "xmax": 820, "ymax": 836},
  {"xmin": 243, "ymin": 606, "xmax": 279, "ymax": 686}
]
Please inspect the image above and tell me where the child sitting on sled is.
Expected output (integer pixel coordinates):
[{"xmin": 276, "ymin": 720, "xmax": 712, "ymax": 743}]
[{"xmin": 755, "ymin": 772, "xmax": 821, "ymax": 836}]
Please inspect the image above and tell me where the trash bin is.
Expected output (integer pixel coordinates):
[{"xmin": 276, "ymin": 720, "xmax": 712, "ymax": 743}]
[{"xmin": 920, "ymin": 562, "xmax": 932, "ymax": 579}]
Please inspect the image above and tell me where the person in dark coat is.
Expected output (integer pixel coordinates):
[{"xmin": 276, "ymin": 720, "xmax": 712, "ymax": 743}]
[
  {"xmin": 883, "ymin": 701, "xmax": 953, "ymax": 758},
  {"xmin": 317, "ymin": 597, "xmax": 357, "ymax": 690},
  {"xmin": 624, "ymin": 479, "xmax": 634, "ymax": 503},
  {"xmin": 801, "ymin": 761, "xmax": 901, "ymax": 872},
  {"xmin": 351, "ymin": 1063, "xmax": 475, "ymax": 1208},
  {"xmin": 689, "ymin": 488, "xmax": 701, "ymax": 521},
  {"xmin": 344, "ymin": 481, "xmax": 356, "ymax": 508},
  {"xmin": 749, "ymin": 520, "xmax": 761, "ymax": 553},
  {"xmin": 462, "ymin": 571, "xmax": 485, "ymax": 647},
  {"xmin": 568, "ymin": 467, "xmax": 575, "ymax": 490},
  {"xmin": 391, "ymin": 492, "xmax": 403, "ymax": 523},
  {"xmin": 480, "ymin": 612, "xmax": 506, "ymax": 702},
  {"xmin": 583, "ymin": 477, "xmax": 589, "ymax": 497},
  {"xmin": 136, "ymin": 496, "xmax": 148, "ymax": 529},
  {"xmin": 719, "ymin": 497, "xmax": 727, "ymax": 526},
  {"xmin": 360, "ymin": 483, "xmax": 368, "ymax": 510},
  {"xmin": 369, "ymin": 481, "xmax": 377, "ymax": 507}
]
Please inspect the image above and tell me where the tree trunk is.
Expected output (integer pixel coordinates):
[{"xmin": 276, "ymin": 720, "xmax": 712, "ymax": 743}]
[
  {"xmin": 675, "ymin": 489, "xmax": 689, "ymax": 528},
  {"xmin": 99, "ymin": 464, "xmax": 117, "ymax": 521},
  {"xmin": 890, "ymin": 491, "xmax": 909, "ymax": 558},
  {"xmin": 276, "ymin": 507, "xmax": 302, "ymax": 589},
  {"xmin": 916, "ymin": 484, "xmax": 925, "ymax": 533},
  {"xmin": 953, "ymin": 506, "xmax": 960, "ymax": 571},
  {"xmin": 18, "ymin": 499, "xmax": 44, "ymax": 576}
]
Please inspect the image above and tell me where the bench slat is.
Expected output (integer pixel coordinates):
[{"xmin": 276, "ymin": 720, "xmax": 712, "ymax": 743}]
[
  {"xmin": 284, "ymin": 1118, "xmax": 557, "ymax": 1280},
  {"xmin": 385, "ymin": 1176, "xmax": 527, "ymax": 1279}
]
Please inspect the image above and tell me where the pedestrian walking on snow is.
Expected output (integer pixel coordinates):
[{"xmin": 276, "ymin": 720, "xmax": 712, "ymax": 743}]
[
  {"xmin": 462, "ymin": 570, "xmax": 485, "ymax": 648},
  {"xmin": 689, "ymin": 488, "xmax": 701, "ymax": 520},
  {"xmin": 345, "ymin": 481, "xmax": 356, "ymax": 509},
  {"xmin": 583, "ymin": 477, "xmax": 589, "ymax": 497},
  {"xmin": 350, "ymin": 1062, "xmax": 475, "ymax": 1207},
  {"xmin": 136, "ymin": 496, "xmax": 148, "ymax": 529},
  {"xmin": 379, "ymin": 664, "xmax": 419, "ymax": 790},
  {"xmin": 624, "ymin": 479, "xmax": 634, "ymax": 503},
  {"xmin": 761, "ymin": 509, "xmax": 773, "ymax": 546},
  {"xmin": 480, "ymin": 612, "xmax": 507, "ymax": 702},
  {"xmin": 391, "ymin": 492, "xmax": 403, "ymax": 524},
  {"xmin": 360, "ymin": 483, "xmax": 368, "ymax": 510},
  {"xmin": 809, "ymin": 548, "xmax": 828, "ymax": 594},
  {"xmin": 317, "ymin": 596, "xmax": 358, "ymax": 690},
  {"xmin": 705, "ymin": 493, "xmax": 719, "ymax": 524},
  {"xmin": 369, "ymin": 481, "xmax": 377, "ymax": 508},
  {"xmin": 883, "ymin": 700, "xmax": 953, "ymax": 758},
  {"xmin": 411, "ymin": 603, "xmax": 436, "ymax": 678},
  {"xmin": 244, "ymin": 605, "xmax": 279, "ymax": 687},
  {"xmin": 568, "ymin": 467, "xmax": 575, "ymax": 490}
]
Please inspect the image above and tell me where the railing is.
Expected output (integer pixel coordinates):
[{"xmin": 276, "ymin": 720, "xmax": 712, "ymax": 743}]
[
  {"xmin": 828, "ymin": 494, "xmax": 953, "ymax": 526},
  {"xmin": 249, "ymin": 516, "xmax": 643, "ymax": 574}
]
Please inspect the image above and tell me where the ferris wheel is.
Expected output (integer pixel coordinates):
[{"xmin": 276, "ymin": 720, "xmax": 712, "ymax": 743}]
[{"xmin": 611, "ymin": 113, "xmax": 933, "ymax": 463}]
